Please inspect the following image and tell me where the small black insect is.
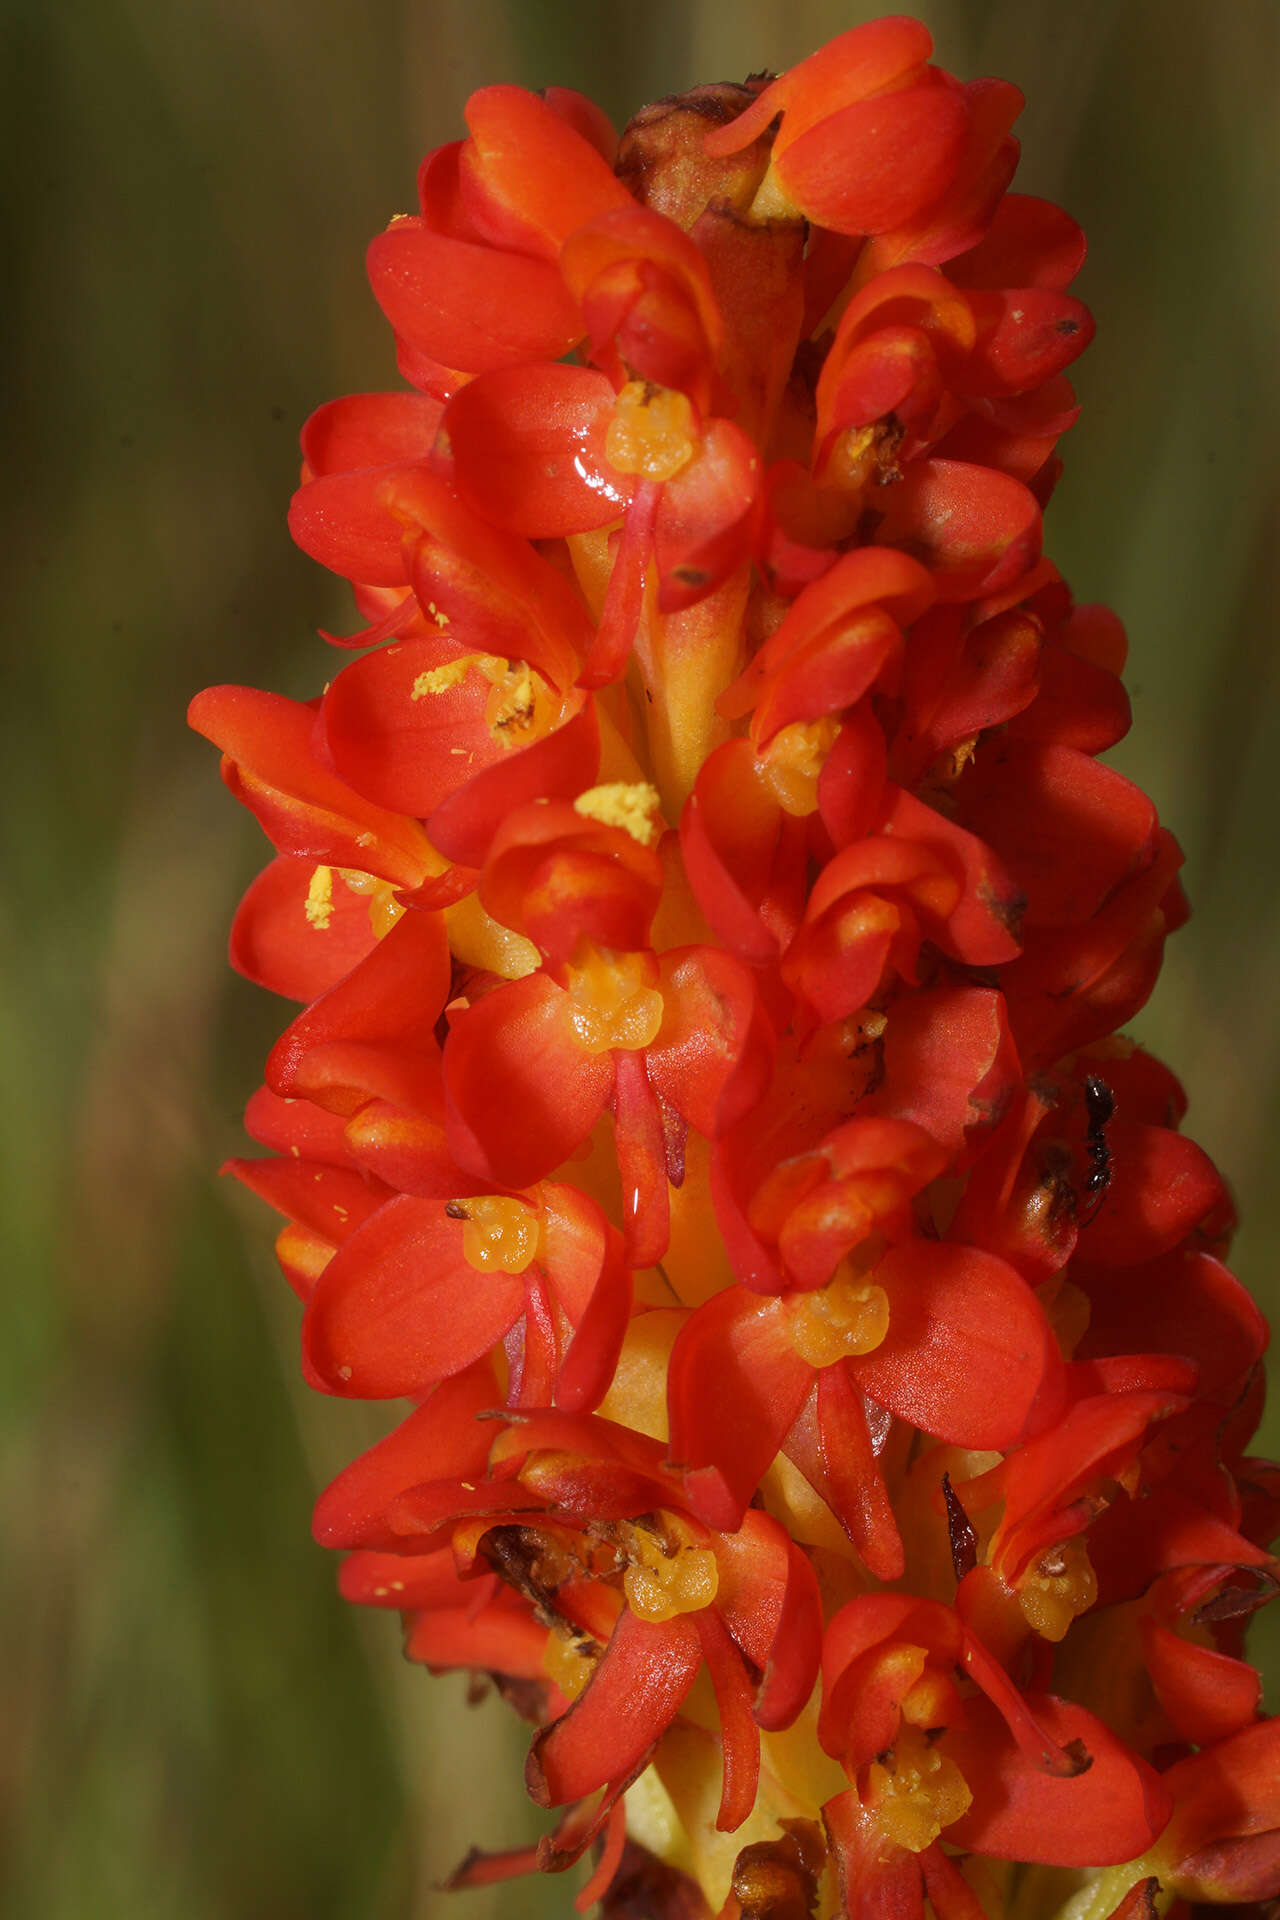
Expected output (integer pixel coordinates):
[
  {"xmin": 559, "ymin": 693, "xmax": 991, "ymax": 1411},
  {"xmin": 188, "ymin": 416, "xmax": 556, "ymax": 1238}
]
[{"xmin": 1078, "ymin": 1074, "xmax": 1115, "ymax": 1224}]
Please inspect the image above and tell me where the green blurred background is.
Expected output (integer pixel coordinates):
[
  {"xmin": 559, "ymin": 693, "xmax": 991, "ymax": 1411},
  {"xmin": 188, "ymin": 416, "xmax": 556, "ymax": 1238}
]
[{"xmin": 4, "ymin": 0, "xmax": 1276, "ymax": 1914}]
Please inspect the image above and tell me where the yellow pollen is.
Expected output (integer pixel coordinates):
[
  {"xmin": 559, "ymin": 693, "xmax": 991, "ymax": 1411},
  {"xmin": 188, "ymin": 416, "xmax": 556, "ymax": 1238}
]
[
  {"xmin": 367, "ymin": 886, "xmax": 404, "ymax": 939},
  {"xmin": 789, "ymin": 1263, "xmax": 890, "ymax": 1369},
  {"xmin": 565, "ymin": 947, "xmax": 664, "ymax": 1055},
  {"xmin": 573, "ymin": 781, "xmax": 664, "ymax": 847},
  {"xmin": 944, "ymin": 735, "xmax": 979, "ymax": 780},
  {"xmin": 411, "ymin": 658, "xmax": 474, "ymax": 700},
  {"xmin": 622, "ymin": 1523, "xmax": 719, "ymax": 1624},
  {"xmin": 304, "ymin": 864, "xmax": 335, "ymax": 930},
  {"xmin": 900, "ymin": 1670, "xmax": 954, "ymax": 1730},
  {"xmin": 758, "ymin": 718, "xmax": 840, "ymax": 817},
  {"xmin": 453, "ymin": 1196, "xmax": 541, "ymax": 1275},
  {"xmin": 426, "ymin": 600, "xmax": 450, "ymax": 628},
  {"xmin": 485, "ymin": 661, "xmax": 536, "ymax": 742},
  {"xmin": 1017, "ymin": 1536, "xmax": 1098, "ymax": 1642},
  {"xmin": 865, "ymin": 1726, "xmax": 972, "ymax": 1854},
  {"xmin": 409, "ymin": 652, "xmax": 545, "ymax": 747},
  {"xmin": 544, "ymin": 1631, "xmax": 597, "ymax": 1700},
  {"xmin": 828, "ymin": 424, "xmax": 880, "ymax": 493},
  {"xmin": 333, "ymin": 867, "xmax": 404, "ymax": 938},
  {"xmin": 605, "ymin": 381, "xmax": 697, "ymax": 483}
]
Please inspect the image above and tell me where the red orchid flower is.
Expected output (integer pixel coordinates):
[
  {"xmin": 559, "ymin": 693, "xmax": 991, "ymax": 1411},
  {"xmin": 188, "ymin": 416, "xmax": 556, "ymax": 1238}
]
[{"xmin": 194, "ymin": 21, "xmax": 1278, "ymax": 1919}]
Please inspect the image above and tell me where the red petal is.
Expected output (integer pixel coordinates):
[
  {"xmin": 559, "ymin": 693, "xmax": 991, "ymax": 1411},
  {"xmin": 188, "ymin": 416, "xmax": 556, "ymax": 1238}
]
[
  {"xmin": 785, "ymin": 839, "xmax": 945, "ymax": 1025},
  {"xmin": 188, "ymin": 686, "xmax": 434, "ymax": 886},
  {"xmin": 947, "ymin": 195, "xmax": 1087, "ymax": 292},
  {"xmin": 753, "ymin": 1536, "xmax": 824, "ymax": 1733},
  {"xmin": 822, "ymin": 1787, "xmax": 923, "ymax": 1920},
  {"xmin": 894, "ymin": 603, "xmax": 1042, "ymax": 783},
  {"xmin": 654, "ymin": 420, "xmax": 761, "ymax": 613},
  {"xmin": 776, "ymin": 83, "xmax": 969, "ymax": 236},
  {"xmin": 861, "ymin": 78, "xmax": 1023, "ymax": 272},
  {"xmin": 1008, "ymin": 632, "xmax": 1130, "ymax": 753},
  {"xmin": 320, "ymin": 638, "xmax": 510, "ymax": 816},
  {"xmin": 367, "ymin": 219, "xmax": 582, "ymax": 373},
  {"xmin": 443, "ymin": 972, "xmax": 613, "ymax": 1187},
  {"xmin": 920, "ymin": 1844, "xmax": 990, "ymax": 1920},
  {"xmin": 225, "ymin": 1156, "xmax": 384, "ymax": 1245},
  {"xmin": 547, "ymin": 1189, "xmax": 632, "ymax": 1415},
  {"xmin": 337, "ymin": 1544, "xmax": 469, "ymax": 1608},
  {"xmin": 288, "ymin": 468, "xmax": 418, "ymax": 587},
  {"xmin": 1155, "ymin": 1718, "xmax": 1280, "ymax": 1903},
  {"xmin": 479, "ymin": 802, "xmax": 663, "ymax": 969},
  {"xmin": 317, "ymin": 585, "xmax": 421, "ymax": 653},
  {"xmin": 444, "ymin": 363, "xmax": 628, "ymax": 536},
  {"xmin": 230, "ymin": 855, "xmax": 380, "ymax": 1002},
  {"xmin": 646, "ymin": 946, "xmax": 775, "ymax": 1138},
  {"xmin": 427, "ymin": 690, "xmax": 600, "ymax": 868},
  {"xmin": 244, "ymin": 1083, "xmax": 354, "ymax": 1165},
  {"xmin": 817, "ymin": 1361, "xmax": 905, "ymax": 1582},
  {"xmin": 693, "ymin": 1608, "xmax": 760, "ymax": 1832},
  {"xmin": 873, "ymin": 457, "xmax": 1042, "ymax": 602},
  {"xmin": 300, "ymin": 391, "xmax": 444, "ymax": 475},
  {"xmin": 561, "ymin": 205, "xmax": 722, "ymax": 401},
  {"xmin": 1141, "ymin": 1611, "xmax": 1261, "ymax": 1748},
  {"xmin": 667, "ymin": 1289, "xmax": 812, "ymax": 1529},
  {"xmin": 999, "ymin": 828, "xmax": 1183, "ymax": 1066},
  {"xmin": 881, "ymin": 785, "xmax": 1024, "ymax": 964},
  {"xmin": 967, "ymin": 1389, "xmax": 1190, "ymax": 1583},
  {"xmin": 957, "ymin": 739, "xmax": 1158, "ymax": 927},
  {"xmin": 851, "ymin": 1242, "xmax": 1052, "ymax": 1448},
  {"xmin": 679, "ymin": 740, "xmax": 792, "ymax": 964},
  {"xmin": 726, "ymin": 547, "xmax": 935, "ymax": 723},
  {"xmin": 860, "ymin": 984, "xmax": 1019, "ymax": 1164},
  {"xmin": 704, "ymin": 20, "xmax": 932, "ymax": 159},
  {"xmin": 752, "ymin": 606, "xmax": 899, "ymax": 746},
  {"xmin": 1075, "ymin": 1122, "xmax": 1226, "ymax": 1267},
  {"xmin": 303, "ymin": 1195, "xmax": 523, "ymax": 1397},
  {"xmin": 343, "ymin": 1088, "xmax": 460, "ymax": 1198},
  {"xmin": 579, "ymin": 480, "xmax": 659, "ymax": 687},
  {"xmin": 816, "ymin": 707, "xmax": 889, "ymax": 849},
  {"xmin": 573, "ymin": 1800, "xmax": 628, "ymax": 1913},
  {"xmin": 312, "ymin": 1363, "xmax": 499, "ymax": 1549},
  {"xmin": 442, "ymin": 1844, "xmax": 540, "ymax": 1893},
  {"xmin": 273, "ymin": 1224, "xmax": 338, "ymax": 1301},
  {"xmin": 542, "ymin": 87, "xmax": 617, "ymax": 163},
  {"xmin": 943, "ymin": 1693, "xmax": 1172, "ymax": 1866},
  {"xmin": 961, "ymin": 287, "xmax": 1094, "ymax": 398},
  {"xmin": 267, "ymin": 907, "xmax": 449, "ymax": 1109},
  {"xmin": 1075, "ymin": 1249, "xmax": 1267, "ymax": 1402},
  {"xmin": 612, "ymin": 1051, "xmax": 669, "ymax": 1268},
  {"xmin": 406, "ymin": 1601, "xmax": 550, "ymax": 1680},
  {"xmin": 510, "ymin": 1267, "xmax": 558, "ymax": 1408},
  {"xmin": 526, "ymin": 1609, "xmax": 702, "ymax": 1806},
  {"xmin": 386, "ymin": 464, "xmax": 592, "ymax": 684},
  {"xmin": 458, "ymin": 85, "xmax": 631, "ymax": 259}
]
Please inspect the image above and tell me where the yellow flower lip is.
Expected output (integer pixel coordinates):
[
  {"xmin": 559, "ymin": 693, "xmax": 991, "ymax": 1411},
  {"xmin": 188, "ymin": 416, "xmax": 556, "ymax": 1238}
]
[
  {"xmin": 621, "ymin": 1515, "xmax": 719, "ymax": 1623},
  {"xmin": 605, "ymin": 380, "xmax": 697, "ymax": 482},
  {"xmin": 573, "ymin": 780, "xmax": 664, "ymax": 846},
  {"xmin": 564, "ymin": 945, "xmax": 664, "ymax": 1054},
  {"xmin": 864, "ymin": 1725, "xmax": 972, "ymax": 1854},
  {"xmin": 788, "ymin": 1257, "xmax": 890, "ymax": 1368},
  {"xmin": 451, "ymin": 1195, "xmax": 541, "ymax": 1274}
]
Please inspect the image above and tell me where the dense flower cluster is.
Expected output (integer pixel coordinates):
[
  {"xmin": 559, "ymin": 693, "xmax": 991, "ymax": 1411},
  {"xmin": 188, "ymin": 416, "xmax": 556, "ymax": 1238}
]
[{"xmin": 192, "ymin": 20, "xmax": 1279, "ymax": 1919}]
